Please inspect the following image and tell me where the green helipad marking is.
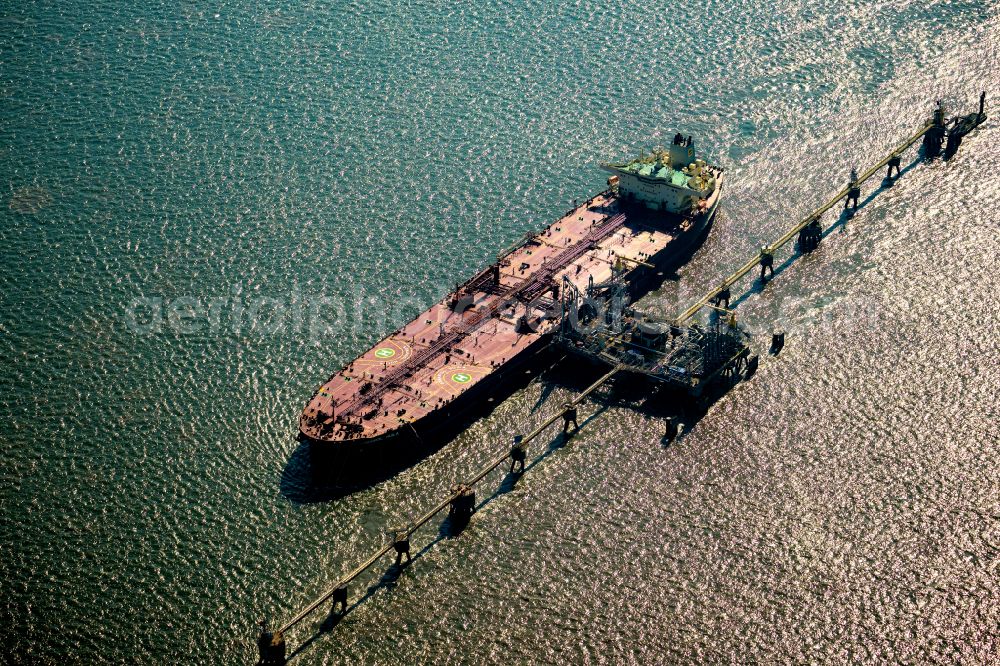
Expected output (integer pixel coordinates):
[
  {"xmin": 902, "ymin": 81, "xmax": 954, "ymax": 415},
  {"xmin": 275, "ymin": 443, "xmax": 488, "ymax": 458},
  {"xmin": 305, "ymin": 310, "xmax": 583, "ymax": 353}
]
[
  {"xmin": 452, "ymin": 372, "xmax": 472, "ymax": 383},
  {"xmin": 375, "ymin": 348, "xmax": 396, "ymax": 359}
]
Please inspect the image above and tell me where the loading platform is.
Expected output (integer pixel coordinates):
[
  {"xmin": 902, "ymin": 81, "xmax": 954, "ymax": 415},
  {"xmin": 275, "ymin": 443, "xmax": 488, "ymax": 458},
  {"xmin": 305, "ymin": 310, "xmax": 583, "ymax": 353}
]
[{"xmin": 255, "ymin": 94, "xmax": 987, "ymax": 665}]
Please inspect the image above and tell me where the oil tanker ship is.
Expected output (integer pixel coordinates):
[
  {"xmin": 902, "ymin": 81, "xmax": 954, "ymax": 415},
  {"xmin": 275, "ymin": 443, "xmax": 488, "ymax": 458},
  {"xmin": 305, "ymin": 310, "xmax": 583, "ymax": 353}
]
[{"xmin": 299, "ymin": 134, "xmax": 723, "ymax": 457}]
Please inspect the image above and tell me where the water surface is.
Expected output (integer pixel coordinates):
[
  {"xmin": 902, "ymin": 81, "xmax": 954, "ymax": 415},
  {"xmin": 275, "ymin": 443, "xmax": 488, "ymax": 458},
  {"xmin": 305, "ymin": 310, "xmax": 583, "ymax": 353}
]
[{"xmin": 2, "ymin": 0, "xmax": 998, "ymax": 662}]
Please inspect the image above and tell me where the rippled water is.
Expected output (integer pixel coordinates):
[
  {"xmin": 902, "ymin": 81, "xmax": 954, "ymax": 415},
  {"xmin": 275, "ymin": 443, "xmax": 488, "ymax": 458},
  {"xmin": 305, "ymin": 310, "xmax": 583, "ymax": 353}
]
[{"xmin": 2, "ymin": 0, "xmax": 998, "ymax": 663}]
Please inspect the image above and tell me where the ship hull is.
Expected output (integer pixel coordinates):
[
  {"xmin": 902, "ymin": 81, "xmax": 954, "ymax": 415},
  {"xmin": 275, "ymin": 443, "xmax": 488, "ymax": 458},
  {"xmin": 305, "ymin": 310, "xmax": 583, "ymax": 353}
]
[
  {"xmin": 305, "ymin": 335, "xmax": 557, "ymax": 476},
  {"xmin": 303, "ymin": 195, "xmax": 719, "ymax": 470}
]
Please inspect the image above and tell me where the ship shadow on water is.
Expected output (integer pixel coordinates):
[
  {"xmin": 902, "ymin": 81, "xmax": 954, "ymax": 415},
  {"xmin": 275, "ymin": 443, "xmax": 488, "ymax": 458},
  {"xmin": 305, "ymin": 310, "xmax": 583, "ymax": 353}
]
[
  {"xmin": 279, "ymin": 440, "xmax": 423, "ymax": 504},
  {"xmin": 279, "ymin": 432, "xmax": 487, "ymax": 504}
]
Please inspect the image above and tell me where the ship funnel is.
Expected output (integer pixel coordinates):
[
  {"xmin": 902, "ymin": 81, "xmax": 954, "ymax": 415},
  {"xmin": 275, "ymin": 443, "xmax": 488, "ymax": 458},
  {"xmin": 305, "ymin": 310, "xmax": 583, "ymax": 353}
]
[{"xmin": 668, "ymin": 135, "xmax": 695, "ymax": 168}]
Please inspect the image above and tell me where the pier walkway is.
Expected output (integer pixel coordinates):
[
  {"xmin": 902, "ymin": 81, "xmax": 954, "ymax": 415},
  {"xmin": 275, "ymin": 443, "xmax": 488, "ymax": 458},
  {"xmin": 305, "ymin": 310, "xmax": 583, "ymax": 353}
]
[{"xmin": 673, "ymin": 121, "xmax": 932, "ymax": 324}]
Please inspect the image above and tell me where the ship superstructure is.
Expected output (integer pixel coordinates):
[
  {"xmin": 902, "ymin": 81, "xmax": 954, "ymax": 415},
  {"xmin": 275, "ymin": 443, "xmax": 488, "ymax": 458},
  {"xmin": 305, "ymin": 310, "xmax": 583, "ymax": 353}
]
[{"xmin": 601, "ymin": 134, "xmax": 719, "ymax": 214}]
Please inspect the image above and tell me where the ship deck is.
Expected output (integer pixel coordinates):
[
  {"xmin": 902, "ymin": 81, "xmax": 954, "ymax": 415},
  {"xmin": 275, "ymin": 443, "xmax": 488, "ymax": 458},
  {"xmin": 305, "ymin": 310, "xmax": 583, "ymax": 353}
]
[{"xmin": 301, "ymin": 180, "xmax": 721, "ymax": 444}]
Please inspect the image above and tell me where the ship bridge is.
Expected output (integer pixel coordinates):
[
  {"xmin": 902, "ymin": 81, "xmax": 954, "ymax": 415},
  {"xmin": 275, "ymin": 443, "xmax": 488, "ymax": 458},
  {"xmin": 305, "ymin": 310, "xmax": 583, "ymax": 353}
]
[{"xmin": 601, "ymin": 134, "xmax": 719, "ymax": 215}]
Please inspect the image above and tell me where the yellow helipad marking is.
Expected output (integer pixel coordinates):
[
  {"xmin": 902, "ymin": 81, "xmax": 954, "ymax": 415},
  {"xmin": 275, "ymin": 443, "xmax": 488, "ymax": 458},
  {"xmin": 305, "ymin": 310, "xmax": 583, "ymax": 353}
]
[
  {"xmin": 357, "ymin": 339, "xmax": 412, "ymax": 366},
  {"xmin": 434, "ymin": 365, "xmax": 487, "ymax": 391}
]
